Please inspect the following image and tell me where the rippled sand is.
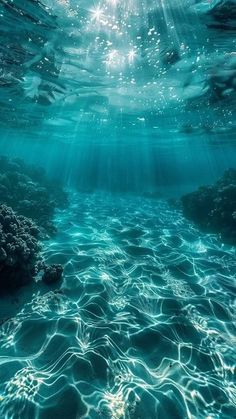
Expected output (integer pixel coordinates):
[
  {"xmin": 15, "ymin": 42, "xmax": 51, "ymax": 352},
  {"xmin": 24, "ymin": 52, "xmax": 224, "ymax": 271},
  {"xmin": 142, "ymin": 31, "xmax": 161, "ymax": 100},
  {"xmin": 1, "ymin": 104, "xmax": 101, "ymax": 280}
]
[{"xmin": 0, "ymin": 192, "xmax": 236, "ymax": 419}]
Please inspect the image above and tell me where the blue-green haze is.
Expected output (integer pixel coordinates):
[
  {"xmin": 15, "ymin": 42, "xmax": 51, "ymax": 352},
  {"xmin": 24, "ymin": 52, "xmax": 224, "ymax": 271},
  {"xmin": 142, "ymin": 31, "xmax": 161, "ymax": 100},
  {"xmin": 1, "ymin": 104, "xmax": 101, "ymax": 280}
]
[{"xmin": 0, "ymin": 1, "xmax": 235, "ymax": 418}]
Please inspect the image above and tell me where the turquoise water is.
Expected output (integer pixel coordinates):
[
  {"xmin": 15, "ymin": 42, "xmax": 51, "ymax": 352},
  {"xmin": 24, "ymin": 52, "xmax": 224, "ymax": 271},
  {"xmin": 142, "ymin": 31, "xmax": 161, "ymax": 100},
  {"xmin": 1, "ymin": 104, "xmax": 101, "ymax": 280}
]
[
  {"xmin": 0, "ymin": 1, "xmax": 236, "ymax": 418},
  {"xmin": 1, "ymin": 192, "xmax": 236, "ymax": 418}
]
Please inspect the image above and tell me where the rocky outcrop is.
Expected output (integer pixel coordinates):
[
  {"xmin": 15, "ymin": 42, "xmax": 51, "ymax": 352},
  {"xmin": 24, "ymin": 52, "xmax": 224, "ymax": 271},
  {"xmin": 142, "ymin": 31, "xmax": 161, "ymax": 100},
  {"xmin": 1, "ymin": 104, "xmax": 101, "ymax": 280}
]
[{"xmin": 181, "ymin": 169, "xmax": 236, "ymax": 244}]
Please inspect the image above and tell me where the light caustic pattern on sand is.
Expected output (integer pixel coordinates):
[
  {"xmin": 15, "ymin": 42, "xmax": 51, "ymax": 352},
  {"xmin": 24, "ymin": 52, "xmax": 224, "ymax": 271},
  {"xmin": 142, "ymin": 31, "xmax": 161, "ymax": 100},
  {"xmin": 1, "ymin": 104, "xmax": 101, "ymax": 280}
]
[{"xmin": 0, "ymin": 192, "xmax": 236, "ymax": 418}]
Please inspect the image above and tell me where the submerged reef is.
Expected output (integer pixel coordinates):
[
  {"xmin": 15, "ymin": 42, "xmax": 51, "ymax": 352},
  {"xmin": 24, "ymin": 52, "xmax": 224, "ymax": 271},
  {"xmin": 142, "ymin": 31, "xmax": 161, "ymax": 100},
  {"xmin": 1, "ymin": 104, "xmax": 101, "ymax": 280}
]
[
  {"xmin": 0, "ymin": 204, "xmax": 64, "ymax": 293},
  {"xmin": 42, "ymin": 264, "xmax": 63, "ymax": 285},
  {"xmin": 0, "ymin": 204, "xmax": 40, "ymax": 291},
  {"xmin": 0, "ymin": 156, "xmax": 67, "ymax": 236},
  {"xmin": 0, "ymin": 156, "xmax": 66, "ymax": 292},
  {"xmin": 181, "ymin": 169, "xmax": 236, "ymax": 244}
]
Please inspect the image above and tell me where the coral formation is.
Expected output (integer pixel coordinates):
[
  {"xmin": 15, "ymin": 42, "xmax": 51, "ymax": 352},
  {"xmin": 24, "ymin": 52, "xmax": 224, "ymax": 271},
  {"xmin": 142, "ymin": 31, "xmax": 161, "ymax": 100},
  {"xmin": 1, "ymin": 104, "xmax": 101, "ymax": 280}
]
[
  {"xmin": 181, "ymin": 169, "xmax": 236, "ymax": 244},
  {"xmin": 0, "ymin": 156, "xmax": 66, "ymax": 291},
  {"xmin": 0, "ymin": 204, "xmax": 64, "ymax": 292},
  {"xmin": 0, "ymin": 204, "xmax": 40, "ymax": 291},
  {"xmin": 0, "ymin": 156, "xmax": 67, "ymax": 236},
  {"xmin": 42, "ymin": 264, "xmax": 64, "ymax": 285}
]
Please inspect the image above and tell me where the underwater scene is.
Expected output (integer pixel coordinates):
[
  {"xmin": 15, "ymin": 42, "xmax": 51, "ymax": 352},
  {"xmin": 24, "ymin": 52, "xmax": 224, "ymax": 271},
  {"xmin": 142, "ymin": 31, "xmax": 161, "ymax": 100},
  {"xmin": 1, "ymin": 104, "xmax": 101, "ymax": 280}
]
[{"xmin": 0, "ymin": 0, "xmax": 236, "ymax": 418}]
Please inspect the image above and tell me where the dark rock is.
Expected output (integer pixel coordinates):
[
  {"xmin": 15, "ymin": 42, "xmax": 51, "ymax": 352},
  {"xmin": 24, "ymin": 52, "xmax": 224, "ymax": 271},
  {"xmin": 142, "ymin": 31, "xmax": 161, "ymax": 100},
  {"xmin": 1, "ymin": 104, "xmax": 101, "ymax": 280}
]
[
  {"xmin": 0, "ymin": 156, "xmax": 67, "ymax": 236},
  {"xmin": 42, "ymin": 264, "xmax": 63, "ymax": 285},
  {"xmin": 181, "ymin": 169, "xmax": 236, "ymax": 244},
  {"xmin": 0, "ymin": 204, "xmax": 41, "ymax": 292}
]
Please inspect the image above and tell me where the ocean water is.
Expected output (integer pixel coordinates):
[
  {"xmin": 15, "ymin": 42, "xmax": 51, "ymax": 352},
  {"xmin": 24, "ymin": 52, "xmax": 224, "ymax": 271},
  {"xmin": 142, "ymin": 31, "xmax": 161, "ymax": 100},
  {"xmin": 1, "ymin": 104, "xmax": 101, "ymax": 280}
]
[{"xmin": 0, "ymin": 1, "xmax": 236, "ymax": 418}]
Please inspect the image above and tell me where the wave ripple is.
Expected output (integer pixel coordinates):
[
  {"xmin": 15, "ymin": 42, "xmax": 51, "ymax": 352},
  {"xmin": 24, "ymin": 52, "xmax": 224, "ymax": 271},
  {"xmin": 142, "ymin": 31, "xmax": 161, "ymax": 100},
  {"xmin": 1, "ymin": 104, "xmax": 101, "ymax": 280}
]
[{"xmin": 0, "ymin": 192, "xmax": 236, "ymax": 419}]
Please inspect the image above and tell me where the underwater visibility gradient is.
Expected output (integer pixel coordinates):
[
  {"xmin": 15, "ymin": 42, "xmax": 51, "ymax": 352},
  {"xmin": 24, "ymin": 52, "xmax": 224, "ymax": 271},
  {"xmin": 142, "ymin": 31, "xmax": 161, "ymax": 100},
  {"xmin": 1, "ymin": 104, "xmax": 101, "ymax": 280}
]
[{"xmin": 0, "ymin": 1, "xmax": 236, "ymax": 418}]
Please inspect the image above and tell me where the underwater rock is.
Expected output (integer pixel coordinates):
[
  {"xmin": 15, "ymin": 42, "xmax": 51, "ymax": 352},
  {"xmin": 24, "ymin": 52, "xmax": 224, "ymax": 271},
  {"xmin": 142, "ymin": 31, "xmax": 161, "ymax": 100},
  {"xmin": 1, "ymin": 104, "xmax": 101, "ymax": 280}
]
[
  {"xmin": 181, "ymin": 169, "xmax": 236, "ymax": 244},
  {"xmin": 0, "ymin": 204, "xmax": 40, "ymax": 292},
  {"xmin": 0, "ymin": 156, "xmax": 67, "ymax": 236},
  {"xmin": 0, "ymin": 203, "xmax": 64, "ymax": 292},
  {"xmin": 42, "ymin": 264, "xmax": 63, "ymax": 285}
]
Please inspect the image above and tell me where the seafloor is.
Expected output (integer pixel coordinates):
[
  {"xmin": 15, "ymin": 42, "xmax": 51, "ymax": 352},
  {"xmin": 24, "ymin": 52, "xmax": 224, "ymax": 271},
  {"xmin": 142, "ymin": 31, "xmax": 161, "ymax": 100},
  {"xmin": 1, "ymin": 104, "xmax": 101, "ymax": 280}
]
[{"xmin": 0, "ymin": 192, "xmax": 235, "ymax": 419}]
